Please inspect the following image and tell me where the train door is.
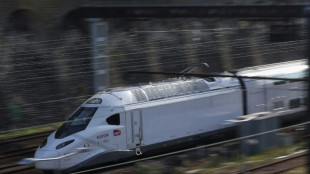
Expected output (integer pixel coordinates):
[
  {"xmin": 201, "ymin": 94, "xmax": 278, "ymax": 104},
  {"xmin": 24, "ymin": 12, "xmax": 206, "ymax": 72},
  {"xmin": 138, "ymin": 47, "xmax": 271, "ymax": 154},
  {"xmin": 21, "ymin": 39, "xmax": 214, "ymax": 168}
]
[
  {"xmin": 251, "ymin": 92, "xmax": 266, "ymax": 113},
  {"xmin": 249, "ymin": 80, "xmax": 266, "ymax": 113},
  {"xmin": 132, "ymin": 110, "xmax": 143, "ymax": 144},
  {"xmin": 130, "ymin": 110, "xmax": 143, "ymax": 155}
]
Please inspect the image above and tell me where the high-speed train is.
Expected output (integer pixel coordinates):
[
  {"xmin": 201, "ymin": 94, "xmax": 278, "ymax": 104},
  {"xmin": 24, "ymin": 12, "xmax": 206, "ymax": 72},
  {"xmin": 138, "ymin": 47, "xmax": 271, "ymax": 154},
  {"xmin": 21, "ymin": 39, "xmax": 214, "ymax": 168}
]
[{"xmin": 20, "ymin": 59, "xmax": 308, "ymax": 173}]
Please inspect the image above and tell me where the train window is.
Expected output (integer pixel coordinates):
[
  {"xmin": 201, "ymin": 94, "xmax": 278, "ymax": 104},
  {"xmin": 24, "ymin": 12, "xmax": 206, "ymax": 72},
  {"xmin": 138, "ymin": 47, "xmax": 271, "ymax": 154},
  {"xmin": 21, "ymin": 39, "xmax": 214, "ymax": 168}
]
[
  {"xmin": 69, "ymin": 107, "xmax": 98, "ymax": 126},
  {"xmin": 106, "ymin": 114, "xmax": 120, "ymax": 125},
  {"xmin": 55, "ymin": 107, "xmax": 98, "ymax": 139},
  {"xmin": 274, "ymin": 80, "xmax": 286, "ymax": 85},
  {"xmin": 86, "ymin": 98, "xmax": 102, "ymax": 104},
  {"xmin": 289, "ymin": 98, "xmax": 301, "ymax": 109}
]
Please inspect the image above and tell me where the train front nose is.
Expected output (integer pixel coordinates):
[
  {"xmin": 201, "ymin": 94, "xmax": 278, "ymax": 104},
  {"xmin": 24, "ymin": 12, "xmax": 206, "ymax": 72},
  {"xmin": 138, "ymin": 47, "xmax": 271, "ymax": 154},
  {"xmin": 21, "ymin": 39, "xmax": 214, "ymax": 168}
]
[{"xmin": 34, "ymin": 149, "xmax": 60, "ymax": 170}]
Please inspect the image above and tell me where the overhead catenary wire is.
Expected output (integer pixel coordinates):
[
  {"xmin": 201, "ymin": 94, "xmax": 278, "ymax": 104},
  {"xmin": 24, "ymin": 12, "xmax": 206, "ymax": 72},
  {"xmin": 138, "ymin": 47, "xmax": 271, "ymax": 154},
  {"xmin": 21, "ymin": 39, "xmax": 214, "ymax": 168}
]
[
  {"xmin": 0, "ymin": 78, "xmax": 306, "ymax": 112},
  {"xmin": 0, "ymin": 78, "xmax": 306, "ymax": 110},
  {"xmin": 128, "ymin": 71, "xmax": 307, "ymax": 82},
  {"xmin": 0, "ymin": 51, "xmax": 307, "ymax": 110}
]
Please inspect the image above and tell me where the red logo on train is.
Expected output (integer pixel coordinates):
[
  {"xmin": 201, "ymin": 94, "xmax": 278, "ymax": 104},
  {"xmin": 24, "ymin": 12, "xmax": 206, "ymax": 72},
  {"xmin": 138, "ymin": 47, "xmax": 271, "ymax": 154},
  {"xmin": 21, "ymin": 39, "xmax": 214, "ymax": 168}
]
[{"xmin": 113, "ymin": 130, "xmax": 121, "ymax": 136}]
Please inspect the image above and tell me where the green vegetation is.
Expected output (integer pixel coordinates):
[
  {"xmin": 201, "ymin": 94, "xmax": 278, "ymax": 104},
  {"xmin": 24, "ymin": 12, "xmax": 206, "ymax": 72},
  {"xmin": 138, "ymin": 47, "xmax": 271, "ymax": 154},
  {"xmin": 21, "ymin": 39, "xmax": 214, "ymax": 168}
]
[{"xmin": 0, "ymin": 122, "xmax": 61, "ymax": 139}]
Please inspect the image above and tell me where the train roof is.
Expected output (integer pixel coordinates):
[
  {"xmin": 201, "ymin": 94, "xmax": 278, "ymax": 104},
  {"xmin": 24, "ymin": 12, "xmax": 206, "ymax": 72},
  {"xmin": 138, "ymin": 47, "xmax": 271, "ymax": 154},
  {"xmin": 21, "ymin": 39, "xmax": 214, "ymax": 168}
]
[
  {"xmin": 88, "ymin": 76, "xmax": 239, "ymax": 106},
  {"xmin": 237, "ymin": 59, "xmax": 308, "ymax": 78},
  {"xmin": 87, "ymin": 59, "xmax": 308, "ymax": 106}
]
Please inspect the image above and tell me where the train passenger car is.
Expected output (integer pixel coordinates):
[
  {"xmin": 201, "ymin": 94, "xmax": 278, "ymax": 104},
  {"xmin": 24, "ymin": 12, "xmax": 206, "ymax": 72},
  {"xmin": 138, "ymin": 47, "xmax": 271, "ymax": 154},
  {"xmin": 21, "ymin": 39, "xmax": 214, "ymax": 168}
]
[
  {"xmin": 22, "ymin": 59, "xmax": 307, "ymax": 173},
  {"xmin": 238, "ymin": 59, "xmax": 307, "ymax": 124}
]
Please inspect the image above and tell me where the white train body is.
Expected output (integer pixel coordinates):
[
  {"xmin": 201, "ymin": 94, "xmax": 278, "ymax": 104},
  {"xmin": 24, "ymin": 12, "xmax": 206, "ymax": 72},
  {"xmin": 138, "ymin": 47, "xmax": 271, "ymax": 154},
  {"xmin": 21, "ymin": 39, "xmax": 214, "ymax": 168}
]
[{"xmin": 34, "ymin": 59, "xmax": 308, "ymax": 172}]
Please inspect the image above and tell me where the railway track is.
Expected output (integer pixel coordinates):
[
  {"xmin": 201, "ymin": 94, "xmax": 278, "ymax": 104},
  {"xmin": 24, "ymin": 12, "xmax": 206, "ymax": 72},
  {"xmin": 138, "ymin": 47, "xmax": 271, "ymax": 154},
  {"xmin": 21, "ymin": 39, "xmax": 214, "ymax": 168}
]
[
  {"xmin": 0, "ymin": 130, "xmax": 53, "ymax": 174},
  {"xmin": 0, "ymin": 151, "xmax": 38, "ymax": 174},
  {"xmin": 0, "ymin": 128, "xmax": 308, "ymax": 174},
  {"xmin": 234, "ymin": 151, "xmax": 308, "ymax": 174},
  {"xmin": 70, "ymin": 139, "xmax": 308, "ymax": 174},
  {"xmin": 0, "ymin": 130, "xmax": 53, "ymax": 146},
  {"xmin": 0, "ymin": 164, "xmax": 35, "ymax": 174},
  {"xmin": 0, "ymin": 146, "xmax": 38, "ymax": 160},
  {"xmin": 1, "ymin": 145, "xmax": 308, "ymax": 174}
]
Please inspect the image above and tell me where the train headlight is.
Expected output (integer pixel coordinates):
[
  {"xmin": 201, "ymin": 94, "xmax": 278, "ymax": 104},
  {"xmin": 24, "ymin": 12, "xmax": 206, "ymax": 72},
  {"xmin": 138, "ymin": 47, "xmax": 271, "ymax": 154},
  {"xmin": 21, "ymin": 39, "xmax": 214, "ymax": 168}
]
[
  {"xmin": 56, "ymin": 139, "xmax": 74, "ymax": 150},
  {"xmin": 40, "ymin": 138, "xmax": 47, "ymax": 148}
]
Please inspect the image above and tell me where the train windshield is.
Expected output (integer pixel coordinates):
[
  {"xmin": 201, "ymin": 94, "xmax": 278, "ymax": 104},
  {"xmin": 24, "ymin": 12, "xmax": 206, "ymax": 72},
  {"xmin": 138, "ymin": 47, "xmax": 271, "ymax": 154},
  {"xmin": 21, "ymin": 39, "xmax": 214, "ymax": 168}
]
[{"xmin": 55, "ymin": 107, "xmax": 98, "ymax": 139}]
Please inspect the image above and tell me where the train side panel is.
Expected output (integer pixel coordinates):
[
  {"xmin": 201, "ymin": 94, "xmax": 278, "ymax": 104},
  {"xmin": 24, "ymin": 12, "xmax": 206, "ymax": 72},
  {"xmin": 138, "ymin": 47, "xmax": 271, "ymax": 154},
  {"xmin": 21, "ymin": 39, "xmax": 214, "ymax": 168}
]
[
  {"xmin": 241, "ymin": 59, "xmax": 307, "ymax": 115},
  {"xmin": 245, "ymin": 78, "xmax": 306, "ymax": 114},
  {"xmin": 137, "ymin": 88, "xmax": 243, "ymax": 146}
]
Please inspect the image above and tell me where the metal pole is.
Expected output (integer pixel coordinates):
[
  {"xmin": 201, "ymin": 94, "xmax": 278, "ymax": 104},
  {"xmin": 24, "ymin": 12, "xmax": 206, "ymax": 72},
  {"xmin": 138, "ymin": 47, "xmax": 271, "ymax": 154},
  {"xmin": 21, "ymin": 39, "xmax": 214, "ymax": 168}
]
[{"xmin": 87, "ymin": 18, "xmax": 109, "ymax": 92}]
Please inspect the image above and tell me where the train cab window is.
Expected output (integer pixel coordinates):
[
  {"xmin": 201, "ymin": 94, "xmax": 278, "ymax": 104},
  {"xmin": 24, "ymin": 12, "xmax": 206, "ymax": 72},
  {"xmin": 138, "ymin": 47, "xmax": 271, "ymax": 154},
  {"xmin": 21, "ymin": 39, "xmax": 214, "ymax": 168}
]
[
  {"xmin": 69, "ymin": 107, "xmax": 98, "ymax": 126},
  {"xmin": 55, "ymin": 107, "xmax": 98, "ymax": 139},
  {"xmin": 106, "ymin": 114, "xmax": 120, "ymax": 125},
  {"xmin": 289, "ymin": 98, "xmax": 301, "ymax": 109}
]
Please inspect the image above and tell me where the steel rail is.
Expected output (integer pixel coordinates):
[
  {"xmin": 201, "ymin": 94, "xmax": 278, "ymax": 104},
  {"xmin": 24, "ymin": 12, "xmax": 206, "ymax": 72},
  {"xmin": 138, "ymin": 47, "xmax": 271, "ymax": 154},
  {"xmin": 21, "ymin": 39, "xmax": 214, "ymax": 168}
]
[
  {"xmin": 0, "ymin": 164, "xmax": 35, "ymax": 174},
  {"xmin": 234, "ymin": 151, "xmax": 308, "ymax": 174},
  {"xmin": 0, "ymin": 130, "xmax": 53, "ymax": 146},
  {"xmin": 0, "ymin": 146, "xmax": 37, "ymax": 160}
]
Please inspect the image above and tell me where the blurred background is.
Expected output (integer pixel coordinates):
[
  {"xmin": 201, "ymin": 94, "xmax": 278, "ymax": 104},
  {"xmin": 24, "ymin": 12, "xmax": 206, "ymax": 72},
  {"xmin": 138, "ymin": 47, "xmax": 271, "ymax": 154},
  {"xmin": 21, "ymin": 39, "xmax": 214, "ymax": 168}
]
[{"xmin": 0, "ymin": 0, "xmax": 307, "ymax": 131}]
